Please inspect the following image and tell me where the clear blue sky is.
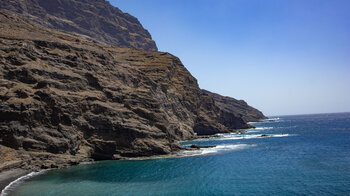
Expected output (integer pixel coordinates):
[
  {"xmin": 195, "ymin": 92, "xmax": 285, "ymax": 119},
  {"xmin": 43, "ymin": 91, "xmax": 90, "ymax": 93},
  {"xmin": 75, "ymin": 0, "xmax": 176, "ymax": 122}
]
[{"xmin": 111, "ymin": 0, "xmax": 350, "ymax": 116}]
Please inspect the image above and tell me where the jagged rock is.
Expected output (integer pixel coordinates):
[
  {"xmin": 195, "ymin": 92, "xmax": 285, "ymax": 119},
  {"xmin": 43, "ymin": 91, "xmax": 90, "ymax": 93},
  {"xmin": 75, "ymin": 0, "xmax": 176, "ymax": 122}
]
[{"xmin": 0, "ymin": 0, "xmax": 158, "ymax": 51}]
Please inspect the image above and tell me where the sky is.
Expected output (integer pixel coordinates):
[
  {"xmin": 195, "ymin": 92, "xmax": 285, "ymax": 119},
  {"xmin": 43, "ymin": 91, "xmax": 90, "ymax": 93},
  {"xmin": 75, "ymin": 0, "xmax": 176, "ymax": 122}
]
[{"xmin": 111, "ymin": 0, "xmax": 350, "ymax": 116}]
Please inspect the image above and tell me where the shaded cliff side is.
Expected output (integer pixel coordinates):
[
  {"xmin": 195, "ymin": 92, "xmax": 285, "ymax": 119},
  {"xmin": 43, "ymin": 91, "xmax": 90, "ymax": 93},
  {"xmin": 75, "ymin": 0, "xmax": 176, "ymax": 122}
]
[
  {"xmin": 0, "ymin": 10, "xmax": 251, "ymax": 172},
  {"xmin": 0, "ymin": 0, "xmax": 158, "ymax": 51},
  {"xmin": 203, "ymin": 90, "xmax": 267, "ymax": 122}
]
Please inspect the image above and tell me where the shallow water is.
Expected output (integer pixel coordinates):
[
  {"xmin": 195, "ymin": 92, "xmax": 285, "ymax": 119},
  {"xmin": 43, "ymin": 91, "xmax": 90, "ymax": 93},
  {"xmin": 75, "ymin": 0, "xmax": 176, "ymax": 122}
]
[{"xmin": 4, "ymin": 113, "xmax": 350, "ymax": 195}]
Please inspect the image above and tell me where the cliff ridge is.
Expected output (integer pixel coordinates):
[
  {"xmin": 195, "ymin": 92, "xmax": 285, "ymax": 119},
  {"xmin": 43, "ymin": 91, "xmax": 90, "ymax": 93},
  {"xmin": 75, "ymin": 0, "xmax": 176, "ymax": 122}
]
[{"xmin": 0, "ymin": 0, "xmax": 158, "ymax": 51}]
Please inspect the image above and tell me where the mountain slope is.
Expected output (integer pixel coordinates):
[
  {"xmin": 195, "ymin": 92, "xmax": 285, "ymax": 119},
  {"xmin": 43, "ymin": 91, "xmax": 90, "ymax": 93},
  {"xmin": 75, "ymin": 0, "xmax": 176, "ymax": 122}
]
[{"xmin": 0, "ymin": 0, "xmax": 158, "ymax": 51}]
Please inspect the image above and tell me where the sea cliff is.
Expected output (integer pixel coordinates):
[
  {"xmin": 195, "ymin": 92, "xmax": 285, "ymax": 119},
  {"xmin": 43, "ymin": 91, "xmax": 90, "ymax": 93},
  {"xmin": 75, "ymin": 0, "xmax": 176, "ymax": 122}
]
[{"xmin": 0, "ymin": 0, "xmax": 265, "ymax": 185}]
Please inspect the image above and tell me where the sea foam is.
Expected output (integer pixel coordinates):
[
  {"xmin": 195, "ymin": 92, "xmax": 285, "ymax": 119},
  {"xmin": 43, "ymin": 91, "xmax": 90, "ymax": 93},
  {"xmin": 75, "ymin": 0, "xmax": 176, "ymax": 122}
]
[
  {"xmin": 182, "ymin": 144, "xmax": 256, "ymax": 156},
  {"xmin": 217, "ymin": 133, "xmax": 292, "ymax": 141},
  {"xmin": 254, "ymin": 127, "xmax": 275, "ymax": 130}
]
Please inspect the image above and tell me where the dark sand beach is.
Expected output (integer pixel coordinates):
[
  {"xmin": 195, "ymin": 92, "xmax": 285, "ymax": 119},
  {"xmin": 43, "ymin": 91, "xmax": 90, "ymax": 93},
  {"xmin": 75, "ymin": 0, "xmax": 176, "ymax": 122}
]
[{"xmin": 0, "ymin": 169, "xmax": 29, "ymax": 192}]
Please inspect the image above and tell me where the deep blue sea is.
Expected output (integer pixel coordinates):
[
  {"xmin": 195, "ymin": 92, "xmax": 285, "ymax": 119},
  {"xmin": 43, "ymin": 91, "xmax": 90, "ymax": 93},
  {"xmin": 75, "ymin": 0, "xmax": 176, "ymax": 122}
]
[{"xmin": 3, "ymin": 113, "xmax": 350, "ymax": 195}]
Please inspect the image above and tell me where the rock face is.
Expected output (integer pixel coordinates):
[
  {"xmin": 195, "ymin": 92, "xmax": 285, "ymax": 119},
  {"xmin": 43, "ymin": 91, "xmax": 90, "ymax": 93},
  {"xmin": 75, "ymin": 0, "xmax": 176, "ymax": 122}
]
[
  {"xmin": 203, "ymin": 90, "xmax": 267, "ymax": 122},
  {"xmin": 0, "ymin": 10, "xmax": 252, "ymax": 171},
  {"xmin": 0, "ymin": 0, "xmax": 158, "ymax": 51}
]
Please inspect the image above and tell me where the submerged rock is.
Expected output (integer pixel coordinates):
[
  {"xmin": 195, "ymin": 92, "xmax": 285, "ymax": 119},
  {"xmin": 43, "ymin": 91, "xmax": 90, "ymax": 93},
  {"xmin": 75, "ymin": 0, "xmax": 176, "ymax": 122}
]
[{"xmin": 189, "ymin": 144, "xmax": 216, "ymax": 149}]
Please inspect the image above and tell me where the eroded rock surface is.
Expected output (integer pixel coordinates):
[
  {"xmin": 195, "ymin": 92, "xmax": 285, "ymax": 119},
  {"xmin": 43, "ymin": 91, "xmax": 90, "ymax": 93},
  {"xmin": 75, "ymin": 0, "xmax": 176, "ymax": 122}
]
[{"xmin": 0, "ymin": 0, "xmax": 158, "ymax": 51}]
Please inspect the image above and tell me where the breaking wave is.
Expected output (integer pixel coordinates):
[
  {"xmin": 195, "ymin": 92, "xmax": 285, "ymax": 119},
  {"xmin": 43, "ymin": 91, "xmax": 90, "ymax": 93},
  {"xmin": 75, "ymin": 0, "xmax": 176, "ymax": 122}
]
[
  {"xmin": 182, "ymin": 144, "xmax": 256, "ymax": 156},
  {"xmin": 217, "ymin": 133, "xmax": 292, "ymax": 141}
]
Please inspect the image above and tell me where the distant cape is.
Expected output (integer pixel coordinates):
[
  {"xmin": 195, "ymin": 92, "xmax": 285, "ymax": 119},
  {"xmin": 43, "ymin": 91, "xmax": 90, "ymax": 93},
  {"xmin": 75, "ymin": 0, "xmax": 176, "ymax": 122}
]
[{"xmin": 202, "ymin": 90, "xmax": 267, "ymax": 122}]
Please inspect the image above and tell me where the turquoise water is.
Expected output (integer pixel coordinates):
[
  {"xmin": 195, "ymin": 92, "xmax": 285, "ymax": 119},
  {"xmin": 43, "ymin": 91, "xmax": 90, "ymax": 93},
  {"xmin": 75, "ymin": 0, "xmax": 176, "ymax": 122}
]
[{"xmin": 5, "ymin": 113, "xmax": 350, "ymax": 195}]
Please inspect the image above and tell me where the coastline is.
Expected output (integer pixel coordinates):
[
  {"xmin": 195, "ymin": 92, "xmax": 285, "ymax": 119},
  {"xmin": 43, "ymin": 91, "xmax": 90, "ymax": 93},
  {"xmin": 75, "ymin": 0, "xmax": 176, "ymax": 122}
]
[
  {"xmin": 0, "ymin": 151, "xmax": 189, "ymax": 194},
  {"xmin": 0, "ymin": 139, "xmax": 219, "ymax": 193}
]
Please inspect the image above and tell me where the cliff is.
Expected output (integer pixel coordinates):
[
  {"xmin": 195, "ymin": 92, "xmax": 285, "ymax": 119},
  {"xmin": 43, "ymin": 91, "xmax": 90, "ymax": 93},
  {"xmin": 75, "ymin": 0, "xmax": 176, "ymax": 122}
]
[
  {"xmin": 0, "ymin": 0, "xmax": 158, "ymax": 51},
  {"xmin": 0, "ymin": 10, "xmax": 252, "ymax": 172},
  {"xmin": 203, "ymin": 90, "xmax": 267, "ymax": 122}
]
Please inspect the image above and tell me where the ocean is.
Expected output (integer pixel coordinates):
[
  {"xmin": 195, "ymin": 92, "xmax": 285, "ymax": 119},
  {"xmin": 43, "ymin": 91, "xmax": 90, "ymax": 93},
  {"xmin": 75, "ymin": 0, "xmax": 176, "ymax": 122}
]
[{"xmin": 3, "ymin": 113, "xmax": 350, "ymax": 195}]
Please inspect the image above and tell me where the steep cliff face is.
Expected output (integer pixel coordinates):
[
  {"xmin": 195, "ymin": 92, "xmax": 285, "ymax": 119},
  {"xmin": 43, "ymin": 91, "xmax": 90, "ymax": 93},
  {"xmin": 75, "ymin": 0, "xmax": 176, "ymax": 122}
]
[
  {"xmin": 0, "ymin": 10, "xmax": 251, "ymax": 171},
  {"xmin": 0, "ymin": 0, "xmax": 158, "ymax": 51},
  {"xmin": 203, "ymin": 90, "xmax": 267, "ymax": 122}
]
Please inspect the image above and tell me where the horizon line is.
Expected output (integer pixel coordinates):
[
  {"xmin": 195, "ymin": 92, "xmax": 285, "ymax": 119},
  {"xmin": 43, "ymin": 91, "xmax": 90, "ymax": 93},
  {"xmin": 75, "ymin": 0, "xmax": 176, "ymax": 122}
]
[{"xmin": 268, "ymin": 111, "xmax": 350, "ymax": 117}]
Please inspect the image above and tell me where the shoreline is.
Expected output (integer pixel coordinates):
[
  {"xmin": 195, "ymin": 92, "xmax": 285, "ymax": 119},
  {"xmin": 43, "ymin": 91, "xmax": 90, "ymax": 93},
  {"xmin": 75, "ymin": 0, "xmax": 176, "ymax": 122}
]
[
  {"xmin": 0, "ymin": 150, "xmax": 198, "ymax": 194},
  {"xmin": 0, "ymin": 150, "xmax": 196, "ymax": 193},
  {"xmin": 0, "ymin": 125, "xmax": 266, "ymax": 193},
  {"xmin": 0, "ymin": 143, "xmax": 221, "ymax": 193}
]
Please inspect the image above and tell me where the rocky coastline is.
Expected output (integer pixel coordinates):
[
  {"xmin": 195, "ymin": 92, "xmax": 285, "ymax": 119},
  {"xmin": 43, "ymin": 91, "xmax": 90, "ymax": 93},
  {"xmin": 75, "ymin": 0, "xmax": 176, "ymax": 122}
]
[{"xmin": 0, "ymin": 0, "xmax": 266, "ymax": 192}]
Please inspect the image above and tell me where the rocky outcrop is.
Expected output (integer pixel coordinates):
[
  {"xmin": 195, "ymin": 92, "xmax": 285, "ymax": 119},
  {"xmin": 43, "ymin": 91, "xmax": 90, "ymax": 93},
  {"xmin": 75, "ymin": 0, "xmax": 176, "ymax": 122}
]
[
  {"xmin": 0, "ymin": 0, "xmax": 158, "ymax": 51},
  {"xmin": 203, "ymin": 90, "xmax": 267, "ymax": 122},
  {"xmin": 0, "ymin": 10, "xmax": 252, "ymax": 171}
]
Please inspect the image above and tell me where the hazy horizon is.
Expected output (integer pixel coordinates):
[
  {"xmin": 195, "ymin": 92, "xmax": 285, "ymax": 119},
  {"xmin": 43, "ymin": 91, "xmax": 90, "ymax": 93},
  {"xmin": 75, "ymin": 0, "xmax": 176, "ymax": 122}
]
[{"xmin": 112, "ymin": 0, "xmax": 350, "ymax": 116}]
